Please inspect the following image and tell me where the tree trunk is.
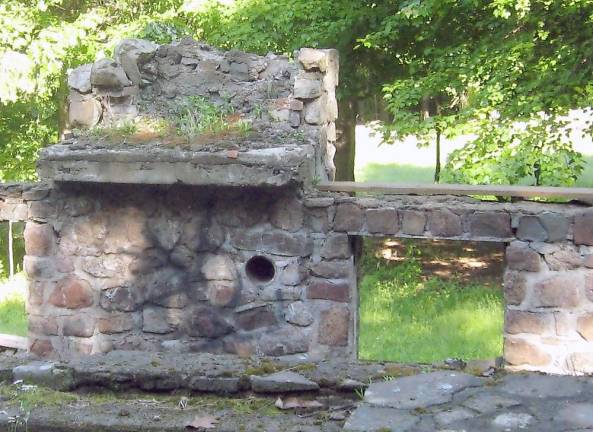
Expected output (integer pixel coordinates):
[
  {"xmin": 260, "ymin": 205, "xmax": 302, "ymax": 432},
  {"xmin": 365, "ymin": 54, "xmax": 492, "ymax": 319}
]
[
  {"xmin": 334, "ymin": 97, "xmax": 357, "ymax": 181},
  {"xmin": 8, "ymin": 221, "xmax": 14, "ymax": 278},
  {"xmin": 434, "ymin": 129, "xmax": 441, "ymax": 183}
]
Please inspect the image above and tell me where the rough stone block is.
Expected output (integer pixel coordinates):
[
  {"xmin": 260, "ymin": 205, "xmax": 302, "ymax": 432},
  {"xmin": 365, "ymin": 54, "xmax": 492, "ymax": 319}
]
[
  {"xmin": 310, "ymin": 260, "xmax": 351, "ymax": 279},
  {"xmin": 333, "ymin": 203, "xmax": 363, "ymax": 232},
  {"xmin": 318, "ymin": 306, "xmax": 349, "ymax": 346},
  {"xmin": 270, "ymin": 197, "xmax": 304, "ymax": 232},
  {"xmin": 28, "ymin": 201, "xmax": 56, "ymax": 220},
  {"xmin": 258, "ymin": 325, "xmax": 310, "ymax": 356},
  {"xmin": 293, "ymin": 76, "xmax": 323, "ymax": 99},
  {"xmin": 517, "ymin": 215, "xmax": 548, "ymax": 242},
  {"xmin": 305, "ymin": 207, "xmax": 331, "ymax": 233},
  {"xmin": 62, "ymin": 315, "xmax": 95, "ymax": 337},
  {"xmin": 280, "ymin": 262, "xmax": 304, "ymax": 286},
  {"xmin": 285, "ymin": 301, "xmax": 314, "ymax": 327},
  {"xmin": 574, "ymin": 209, "xmax": 593, "ymax": 245},
  {"xmin": 503, "ymin": 271, "xmax": 527, "ymax": 305},
  {"xmin": 505, "ymin": 310, "xmax": 552, "ymax": 334},
  {"xmin": 29, "ymin": 339, "xmax": 55, "ymax": 358},
  {"xmin": 28, "ymin": 315, "xmax": 58, "ymax": 336},
  {"xmin": 202, "ymin": 254, "xmax": 237, "ymax": 281},
  {"xmin": 207, "ymin": 280, "xmax": 238, "ymax": 307},
  {"xmin": 504, "ymin": 338, "xmax": 551, "ymax": 366},
  {"xmin": 189, "ymin": 306, "xmax": 234, "ymax": 338},
  {"xmin": 366, "ymin": 208, "xmax": 398, "ymax": 234},
  {"xmin": 235, "ymin": 304, "xmax": 277, "ymax": 331},
  {"xmin": 307, "ymin": 280, "xmax": 350, "ymax": 302},
  {"xmin": 24, "ymin": 256, "xmax": 56, "ymax": 280},
  {"xmin": 68, "ymin": 94, "xmax": 102, "ymax": 128},
  {"xmin": 506, "ymin": 243, "xmax": 542, "ymax": 272},
  {"xmin": 470, "ymin": 212, "xmax": 512, "ymax": 238},
  {"xmin": 251, "ymin": 371, "xmax": 319, "ymax": 393},
  {"xmin": 566, "ymin": 352, "xmax": 593, "ymax": 374},
  {"xmin": 298, "ymin": 48, "xmax": 328, "ymax": 71},
  {"xmin": 97, "ymin": 313, "xmax": 136, "ymax": 334},
  {"xmin": 304, "ymin": 98, "xmax": 324, "ymax": 124},
  {"xmin": 91, "ymin": 58, "xmax": 131, "ymax": 88},
  {"xmin": 24, "ymin": 223, "xmax": 55, "ymax": 257},
  {"xmin": 545, "ymin": 248, "xmax": 582, "ymax": 271},
  {"xmin": 532, "ymin": 273, "xmax": 582, "ymax": 308},
  {"xmin": 320, "ymin": 234, "xmax": 351, "ymax": 259},
  {"xmin": 577, "ymin": 314, "xmax": 593, "ymax": 341},
  {"xmin": 429, "ymin": 209, "xmax": 463, "ymax": 237},
  {"xmin": 49, "ymin": 277, "xmax": 94, "ymax": 309},
  {"xmin": 401, "ymin": 210, "xmax": 426, "ymax": 235},
  {"xmin": 262, "ymin": 231, "xmax": 313, "ymax": 257},
  {"xmin": 100, "ymin": 286, "xmax": 139, "ymax": 312},
  {"xmin": 142, "ymin": 306, "xmax": 179, "ymax": 334},
  {"xmin": 68, "ymin": 63, "xmax": 92, "ymax": 93},
  {"xmin": 539, "ymin": 212, "xmax": 569, "ymax": 242}
]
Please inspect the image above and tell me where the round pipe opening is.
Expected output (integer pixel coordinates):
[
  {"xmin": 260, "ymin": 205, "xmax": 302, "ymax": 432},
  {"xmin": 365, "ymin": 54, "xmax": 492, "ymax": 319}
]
[{"xmin": 245, "ymin": 255, "xmax": 275, "ymax": 284}]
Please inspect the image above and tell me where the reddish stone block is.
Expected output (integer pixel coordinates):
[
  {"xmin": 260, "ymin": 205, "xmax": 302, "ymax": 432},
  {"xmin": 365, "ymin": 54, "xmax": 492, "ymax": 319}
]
[
  {"xmin": 504, "ymin": 337, "xmax": 551, "ymax": 366},
  {"xmin": 577, "ymin": 314, "xmax": 593, "ymax": 341},
  {"xmin": 29, "ymin": 338, "xmax": 55, "ymax": 357},
  {"xmin": 24, "ymin": 223, "xmax": 55, "ymax": 256},
  {"xmin": 307, "ymin": 280, "xmax": 350, "ymax": 302},
  {"xmin": 97, "ymin": 313, "xmax": 136, "ymax": 334},
  {"xmin": 506, "ymin": 243, "xmax": 541, "ymax": 272},
  {"xmin": 28, "ymin": 315, "xmax": 58, "ymax": 336},
  {"xmin": 62, "ymin": 315, "xmax": 95, "ymax": 337},
  {"xmin": 505, "ymin": 310, "xmax": 552, "ymax": 334},
  {"xmin": 49, "ymin": 277, "xmax": 94, "ymax": 309},
  {"xmin": 503, "ymin": 271, "xmax": 527, "ymax": 306},
  {"xmin": 189, "ymin": 306, "xmax": 234, "ymax": 338},
  {"xmin": 319, "ymin": 306, "xmax": 349, "ymax": 346},
  {"xmin": 532, "ymin": 273, "xmax": 582, "ymax": 308}
]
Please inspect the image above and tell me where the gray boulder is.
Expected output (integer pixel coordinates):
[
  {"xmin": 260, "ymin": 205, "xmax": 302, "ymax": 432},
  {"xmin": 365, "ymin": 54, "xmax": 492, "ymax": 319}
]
[
  {"xmin": 67, "ymin": 64, "xmax": 92, "ymax": 93},
  {"xmin": 90, "ymin": 58, "xmax": 131, "ymax": 88}
]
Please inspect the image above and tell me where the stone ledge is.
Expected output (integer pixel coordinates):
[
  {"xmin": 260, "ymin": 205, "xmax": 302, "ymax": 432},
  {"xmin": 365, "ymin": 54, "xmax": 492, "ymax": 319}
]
[{"xmin": 38, "ymin": 144, "xmax": 314, "ymax": 187}]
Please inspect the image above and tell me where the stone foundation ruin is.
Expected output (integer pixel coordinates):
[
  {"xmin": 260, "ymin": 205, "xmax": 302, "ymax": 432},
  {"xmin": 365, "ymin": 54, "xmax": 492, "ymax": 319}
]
[{"xmin": 3, "ymin": 38, "xmax": 593, "ymax": 375}]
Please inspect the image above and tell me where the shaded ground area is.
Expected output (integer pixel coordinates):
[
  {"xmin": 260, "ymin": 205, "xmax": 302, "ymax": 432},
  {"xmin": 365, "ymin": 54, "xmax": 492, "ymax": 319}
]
[
  {"xmin": 358, "ymin": 238, "xmax": 504, "ymax": 363},
  {"xmin": 0, "ymin": 351, "xmax": 591, "ymax": 432},
  {"xmin": 374, "ymin": 238, "xmax": 505, "ymax": 286}
]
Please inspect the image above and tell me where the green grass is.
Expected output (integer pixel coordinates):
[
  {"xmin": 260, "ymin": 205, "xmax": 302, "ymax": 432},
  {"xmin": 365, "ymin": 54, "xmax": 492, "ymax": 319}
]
[
  {"xmin": 0, "ymin": 273, "xmax": 27, "ymax": 337},
  {"xmin": 358, "ymin": 245, "xmax": 503, "ymax": 363},
  {"xmin": 0, "ymin": 295, "xmax": 27, "ymax": 336}
]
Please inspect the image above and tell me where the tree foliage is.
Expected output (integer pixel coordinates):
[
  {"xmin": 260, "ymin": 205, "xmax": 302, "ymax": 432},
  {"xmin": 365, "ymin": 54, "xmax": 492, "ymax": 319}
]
[
  {"xmin": 363, "ymin": 0, "xmax": 593, "ymax": 186},
  {"xmin": 1, "ymin": 0, "xmax": 592, "ymax": 186}
]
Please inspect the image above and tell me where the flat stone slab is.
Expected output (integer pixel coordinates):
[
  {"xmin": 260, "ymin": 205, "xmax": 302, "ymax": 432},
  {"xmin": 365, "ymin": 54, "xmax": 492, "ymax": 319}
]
[
  {"xmin": 250, "ymin": 371, "xmax": 320, "ymax": 393},
  {"xmin": 498, "ymin": 374, "xmax": 587, "ymax": 399},
  {"xmin": 38, "ymin": 137, "xmax": 315, "ymax": 187},
  {"xmin": 364, "ymin": 371, "xmax": 483, "ymax": 410},
  {"xmin": 13, "ymin": 361, "xmax": 74, "ymax": 391},
  {"xmin": 554, "ymin": 403, "xmax": 593, "ymax": 429},
  {"xmin": 342, "ymin": 405, "xmax": 418, "ymax": 432}
]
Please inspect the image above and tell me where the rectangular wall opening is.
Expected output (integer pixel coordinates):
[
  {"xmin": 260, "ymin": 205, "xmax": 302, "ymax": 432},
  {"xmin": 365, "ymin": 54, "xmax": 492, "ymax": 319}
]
[
  {"xmin": 0, "ymin": 221, "xmax": 27, "ymax": 338},
  {"xmin": 357, "ymin": 237, "xmax": 505, "ymax": 364}
]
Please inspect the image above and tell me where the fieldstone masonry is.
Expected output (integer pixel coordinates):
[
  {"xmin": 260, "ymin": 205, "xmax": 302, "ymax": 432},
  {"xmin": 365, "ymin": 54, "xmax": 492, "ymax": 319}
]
[{"xmin": 1, "ymin": 38, "xmax": 593, "ymax": 375}]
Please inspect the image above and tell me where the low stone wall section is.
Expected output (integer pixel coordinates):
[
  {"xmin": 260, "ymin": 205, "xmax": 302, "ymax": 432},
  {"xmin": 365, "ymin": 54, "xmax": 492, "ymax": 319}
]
[{"xmin": 305, "ymin": 193, "xmax": 593, "ymax": 374}]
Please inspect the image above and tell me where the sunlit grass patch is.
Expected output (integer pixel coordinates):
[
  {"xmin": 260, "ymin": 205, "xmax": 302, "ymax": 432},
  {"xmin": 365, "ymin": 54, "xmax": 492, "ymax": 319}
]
[
  {"xmin": 0, "ymin": 273, "xmax": 27, "ymax": 337},
  {"xmin": 358, "ymin": 243, "xmax": 503, "ymax": 363}
]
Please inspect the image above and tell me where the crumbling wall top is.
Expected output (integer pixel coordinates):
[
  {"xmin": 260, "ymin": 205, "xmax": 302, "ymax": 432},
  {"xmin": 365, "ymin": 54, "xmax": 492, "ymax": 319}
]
[{"xmin": 39, "ymin": 38, "xmax": 339, "ymax": 187}]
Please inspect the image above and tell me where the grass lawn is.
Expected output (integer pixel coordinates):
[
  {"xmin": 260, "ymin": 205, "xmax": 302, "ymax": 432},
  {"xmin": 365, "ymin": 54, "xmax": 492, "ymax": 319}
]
[
  {"xmin": 358, "ymin": 241, "xmax": 504, "ymax": 363},
  {"xmin": 0, "ymin": 273, "xmax": 27, "ymax": 337}
]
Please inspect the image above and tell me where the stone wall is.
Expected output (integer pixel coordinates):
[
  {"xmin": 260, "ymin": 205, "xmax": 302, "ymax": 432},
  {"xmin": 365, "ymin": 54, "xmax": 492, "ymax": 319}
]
[
  {"xmin": 21, "ymin": 184, "xmax": 593, "ymax": 374},
  {"xmin": 25, "ymin": 184, "xmax": 354, "ymax": 360},
  {"xmin": 0, "ymin": 183, "xmax": 52, "ymax": 222}
]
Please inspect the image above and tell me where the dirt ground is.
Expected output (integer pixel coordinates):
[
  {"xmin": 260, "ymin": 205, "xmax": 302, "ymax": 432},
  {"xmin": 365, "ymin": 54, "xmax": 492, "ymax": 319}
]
[{"xmin": 366, "ymin": 238, "xmax": 505, "ymax": 287}]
